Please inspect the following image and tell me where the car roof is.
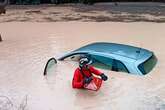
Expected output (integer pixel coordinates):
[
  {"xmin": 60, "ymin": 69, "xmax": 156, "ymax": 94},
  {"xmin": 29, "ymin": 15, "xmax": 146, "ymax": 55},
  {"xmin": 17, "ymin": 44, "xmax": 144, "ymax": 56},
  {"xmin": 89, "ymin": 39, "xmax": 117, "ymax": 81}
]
[
  {"xmin": 75, "ymin": 42, "xmax": 151, "ymax": 60},
  {"xmin": 59, "ymin": 42, "xmax": 153, "ymax": 64}
]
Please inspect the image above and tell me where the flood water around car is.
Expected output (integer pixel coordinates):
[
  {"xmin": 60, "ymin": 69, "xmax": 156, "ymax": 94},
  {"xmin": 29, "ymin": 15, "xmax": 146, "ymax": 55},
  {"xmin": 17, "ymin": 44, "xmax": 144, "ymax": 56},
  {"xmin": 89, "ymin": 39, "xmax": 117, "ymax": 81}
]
[{"xmin": 0, "ymin": 22, "xmax": 165, "ymax": 110}]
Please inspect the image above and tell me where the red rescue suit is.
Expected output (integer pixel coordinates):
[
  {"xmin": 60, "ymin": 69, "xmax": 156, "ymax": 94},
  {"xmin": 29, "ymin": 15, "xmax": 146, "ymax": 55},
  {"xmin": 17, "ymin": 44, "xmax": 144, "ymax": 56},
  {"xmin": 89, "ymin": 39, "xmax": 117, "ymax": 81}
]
[{"xmin": 72, "ymin": 66, "xmax": 102, "ymax": 89}]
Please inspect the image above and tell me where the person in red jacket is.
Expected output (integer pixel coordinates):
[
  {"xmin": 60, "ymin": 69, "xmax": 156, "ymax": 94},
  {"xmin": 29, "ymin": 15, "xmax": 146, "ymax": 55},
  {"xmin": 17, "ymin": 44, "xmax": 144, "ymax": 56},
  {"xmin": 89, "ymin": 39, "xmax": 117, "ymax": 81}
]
[{"xmin": 72, "ymin": 57, "xmax": 108, "ymax": 89}]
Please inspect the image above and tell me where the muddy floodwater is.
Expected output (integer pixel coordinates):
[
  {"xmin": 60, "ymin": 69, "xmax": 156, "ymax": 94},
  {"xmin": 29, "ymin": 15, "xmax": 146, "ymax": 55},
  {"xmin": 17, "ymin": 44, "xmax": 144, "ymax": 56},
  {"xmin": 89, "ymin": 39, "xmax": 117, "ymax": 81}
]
[{"xmin": 0, "ymin": 22, "xmax": 165, "ymax": 110}]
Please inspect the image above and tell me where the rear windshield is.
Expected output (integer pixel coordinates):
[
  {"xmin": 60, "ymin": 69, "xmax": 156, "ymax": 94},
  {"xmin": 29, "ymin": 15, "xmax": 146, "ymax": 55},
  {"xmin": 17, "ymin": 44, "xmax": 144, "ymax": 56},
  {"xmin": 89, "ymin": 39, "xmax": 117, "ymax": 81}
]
[{"xmin": 138, "ymin": 54, "xmax": 157, "ymax": 75}]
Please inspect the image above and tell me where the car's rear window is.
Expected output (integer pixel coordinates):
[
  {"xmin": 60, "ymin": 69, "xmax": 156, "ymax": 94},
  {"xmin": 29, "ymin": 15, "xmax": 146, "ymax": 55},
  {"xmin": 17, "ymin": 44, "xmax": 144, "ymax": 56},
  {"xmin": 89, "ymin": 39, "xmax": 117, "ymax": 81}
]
[{"xmin": 138, "ymin": 54, "xmax": 157, "ymax": 75}]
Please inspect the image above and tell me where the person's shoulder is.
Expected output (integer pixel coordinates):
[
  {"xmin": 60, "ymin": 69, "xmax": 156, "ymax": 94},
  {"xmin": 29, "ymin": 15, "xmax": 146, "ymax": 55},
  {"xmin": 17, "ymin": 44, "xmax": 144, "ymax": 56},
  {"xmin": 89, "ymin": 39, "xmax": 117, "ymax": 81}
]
[
  {"xmin": 74, "ymin": 68, "xmax": 81, "ymax": 75},
  {"xmin": 88, "ymin": 65, "xmax": 95, "ymax": 69},
  {"xmin": 75, "ymin": 67, "xmax": 80, "ymax": 72}
]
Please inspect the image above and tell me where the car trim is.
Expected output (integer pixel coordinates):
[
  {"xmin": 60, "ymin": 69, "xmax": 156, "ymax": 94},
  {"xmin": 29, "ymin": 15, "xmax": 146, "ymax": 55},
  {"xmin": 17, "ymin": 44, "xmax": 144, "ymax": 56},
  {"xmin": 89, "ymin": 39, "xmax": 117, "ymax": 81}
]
[
  {"xmin": 113, "ymin": 59, "xmax": 130, "ymax": 73},
  {"xmin": 58, "ymin": 52, "xmax": 88, "ymax": 60}
]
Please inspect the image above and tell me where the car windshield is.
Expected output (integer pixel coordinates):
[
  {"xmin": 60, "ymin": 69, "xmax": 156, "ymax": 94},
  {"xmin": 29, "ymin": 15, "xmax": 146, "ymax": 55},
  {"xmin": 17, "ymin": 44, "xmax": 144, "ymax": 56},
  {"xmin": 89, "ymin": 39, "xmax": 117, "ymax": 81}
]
[{"xmin": 138, "ymin": 54, "xmax": 157, "ymax": 75}]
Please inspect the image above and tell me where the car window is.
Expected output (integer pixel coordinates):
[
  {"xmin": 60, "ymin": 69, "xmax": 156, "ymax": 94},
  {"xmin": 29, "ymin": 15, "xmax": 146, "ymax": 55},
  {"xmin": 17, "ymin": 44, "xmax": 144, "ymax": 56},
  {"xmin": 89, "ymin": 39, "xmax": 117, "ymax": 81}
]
[
  {"xmin": 88, "ymin": 55, "xmax": 129, "ymax": 73},
  {"xmin": 113, "ymin": 60, "xmax": 129, "ymax": 73},
  {"xmin": 90, "ymin": 55, "xmax": 113, "ymax": 70},
  {"xmin": 138, "ymin": 54, "xmax": 157, "ymax": 75},
  {"xmin": 91, "ymin": 59, "xmax": 112, "ymax": 70}
]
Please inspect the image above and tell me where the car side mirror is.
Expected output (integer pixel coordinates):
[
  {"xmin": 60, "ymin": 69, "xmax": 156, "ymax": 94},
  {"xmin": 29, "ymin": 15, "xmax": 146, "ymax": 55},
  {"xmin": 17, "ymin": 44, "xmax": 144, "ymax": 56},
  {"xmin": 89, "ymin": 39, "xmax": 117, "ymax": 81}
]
[{"xmin": 44, "ymin": 57, "xmax": 57, "ymax": 76}]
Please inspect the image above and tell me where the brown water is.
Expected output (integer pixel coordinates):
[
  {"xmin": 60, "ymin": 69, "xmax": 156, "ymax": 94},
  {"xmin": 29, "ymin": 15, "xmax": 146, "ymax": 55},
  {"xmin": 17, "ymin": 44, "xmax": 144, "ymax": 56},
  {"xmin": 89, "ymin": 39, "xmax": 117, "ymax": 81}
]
[{"xmin": 0, "ymin": 22, "xmax": 165, "ymax": 110}]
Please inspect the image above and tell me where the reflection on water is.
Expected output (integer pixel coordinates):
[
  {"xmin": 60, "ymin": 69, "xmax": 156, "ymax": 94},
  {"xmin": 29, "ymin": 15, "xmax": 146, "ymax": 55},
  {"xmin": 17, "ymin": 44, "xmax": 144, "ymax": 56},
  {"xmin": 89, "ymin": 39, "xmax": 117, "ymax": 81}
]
[{"xmin": 0, "ymin": 22, "xmax": 165, "ymax": 110}]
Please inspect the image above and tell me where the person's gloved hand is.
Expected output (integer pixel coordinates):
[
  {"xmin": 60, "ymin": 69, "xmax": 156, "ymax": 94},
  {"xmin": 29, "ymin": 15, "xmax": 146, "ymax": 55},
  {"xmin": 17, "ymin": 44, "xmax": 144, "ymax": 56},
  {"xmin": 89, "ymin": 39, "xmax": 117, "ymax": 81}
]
[
  {"xmin": 83, "ymin": 77, "xmax": 93, "ymax": 84},
  {"xmin": 100, "ymin": 73, "xmax": 108, "ymax": 81}
]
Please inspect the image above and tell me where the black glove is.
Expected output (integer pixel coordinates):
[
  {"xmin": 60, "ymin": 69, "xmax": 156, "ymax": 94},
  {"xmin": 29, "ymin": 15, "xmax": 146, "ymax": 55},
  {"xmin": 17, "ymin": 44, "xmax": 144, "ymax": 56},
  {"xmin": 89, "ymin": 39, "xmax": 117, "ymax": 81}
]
[
  {"xmin": 83, "ymin": 77, "xmax": 93, "ymax": 84},
  {"xmin": 100, "ymin": 73, "xmax": 108, "ymax": 81}
]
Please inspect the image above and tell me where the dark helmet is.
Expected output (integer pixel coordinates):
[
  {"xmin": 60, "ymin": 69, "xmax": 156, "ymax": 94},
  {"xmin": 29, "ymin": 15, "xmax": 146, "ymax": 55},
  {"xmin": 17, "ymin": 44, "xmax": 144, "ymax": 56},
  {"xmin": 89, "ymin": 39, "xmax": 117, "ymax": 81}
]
[{"xmin": 79, "ymin": 57, "xmax": 91, "ymax": 68}]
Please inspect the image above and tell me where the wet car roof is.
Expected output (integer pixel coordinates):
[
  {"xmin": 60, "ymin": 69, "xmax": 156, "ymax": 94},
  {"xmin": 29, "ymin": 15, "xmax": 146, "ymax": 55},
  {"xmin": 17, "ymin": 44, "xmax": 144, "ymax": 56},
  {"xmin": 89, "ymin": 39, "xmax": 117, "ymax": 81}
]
[
  {"xmin": 58, "ymin": 42, "xmax": 153, "ymax": 66},
  {"xmin": 74, "ymin": 42, "xmax": 150, "ymax": 60}
]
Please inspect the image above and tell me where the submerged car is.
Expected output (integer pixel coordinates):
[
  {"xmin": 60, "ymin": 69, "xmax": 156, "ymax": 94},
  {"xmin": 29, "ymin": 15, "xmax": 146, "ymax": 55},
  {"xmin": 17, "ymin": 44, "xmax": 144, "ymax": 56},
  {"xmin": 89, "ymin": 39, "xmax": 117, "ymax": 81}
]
[{"xmin": 58, "ymin": 42, "xmax": 157, "ymax": 75}]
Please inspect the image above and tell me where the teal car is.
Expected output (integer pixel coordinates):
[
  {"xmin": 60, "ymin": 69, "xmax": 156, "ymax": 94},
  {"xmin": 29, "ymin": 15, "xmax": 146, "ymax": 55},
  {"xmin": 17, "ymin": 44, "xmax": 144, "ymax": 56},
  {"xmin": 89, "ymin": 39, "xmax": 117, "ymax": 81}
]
[{"xmin": 59, "ymin": 42, "xmax": 157, "ymax": 75}]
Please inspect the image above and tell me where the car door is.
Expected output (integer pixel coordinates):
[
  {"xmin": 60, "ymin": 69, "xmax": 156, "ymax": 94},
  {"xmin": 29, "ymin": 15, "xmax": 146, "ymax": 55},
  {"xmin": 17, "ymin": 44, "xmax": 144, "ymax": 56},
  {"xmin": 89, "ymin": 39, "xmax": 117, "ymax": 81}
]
[
  {"xmin": 112, "ymin": 59, "xmax": 129, "ymax": 73},
  {"xmin": 90, "ymin": 54, "xmax": 113, "ymax": 70}
]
